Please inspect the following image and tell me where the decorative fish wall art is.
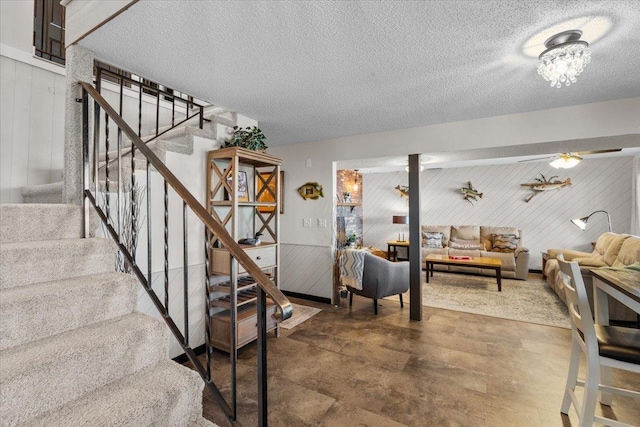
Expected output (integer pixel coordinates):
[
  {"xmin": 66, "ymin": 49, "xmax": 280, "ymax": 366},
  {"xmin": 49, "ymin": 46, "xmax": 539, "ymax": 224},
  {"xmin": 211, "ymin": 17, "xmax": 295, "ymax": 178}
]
[
  {"xmin": 521, "ymin": 173, "xmax": 572, "ymax": 203},
  {"xmin": 395, "ymin": 185, "xmax": 409, "ymax": 199},
  {"xmin": 460, "ymin": 181, "xmax": 483, "ymax": 204},
  {"xmin": 297, "ymin": 182, "xmax": 324, "ymax": 200}
]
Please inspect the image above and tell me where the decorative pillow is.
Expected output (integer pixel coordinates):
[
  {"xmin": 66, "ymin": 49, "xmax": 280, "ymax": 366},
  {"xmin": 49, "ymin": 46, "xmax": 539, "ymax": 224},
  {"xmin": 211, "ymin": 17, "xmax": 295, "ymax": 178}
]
[
  {"xmin": 449, "ymin": 240, "xmax": 484, "ymax": 250},
  {"xmin": 491, "ymin": 234, "xmax": 520, "ymax": 253},
  {"xmin": 422, "ymin": 231, "xmax": 444, "ymax": 248}
]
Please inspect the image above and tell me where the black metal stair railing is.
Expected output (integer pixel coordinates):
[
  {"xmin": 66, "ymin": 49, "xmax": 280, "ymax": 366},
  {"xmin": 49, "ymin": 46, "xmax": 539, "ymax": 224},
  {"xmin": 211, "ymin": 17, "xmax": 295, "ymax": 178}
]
[
  {"xmin": 94, "ymin": 66, "xmax": 207, "ymax": 174},
  {"xmin": 80, "ymin": 81, "xmax": 292, "ymax": 427}
]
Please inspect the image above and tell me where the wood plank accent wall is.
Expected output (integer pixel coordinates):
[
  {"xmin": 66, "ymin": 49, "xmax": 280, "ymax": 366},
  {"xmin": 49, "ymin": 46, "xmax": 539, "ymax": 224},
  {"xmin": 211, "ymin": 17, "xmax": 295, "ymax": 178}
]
[
  {"xmin": 363, "ymin": 157, "xmax": 635, "ymax": 270},
  {"xmin": 280, "ymin": 243, "xmax": 333, "ymax": 299},
  {"xmin": 0, "ymin": 56, "xmax": 65, "ymax": 203}
]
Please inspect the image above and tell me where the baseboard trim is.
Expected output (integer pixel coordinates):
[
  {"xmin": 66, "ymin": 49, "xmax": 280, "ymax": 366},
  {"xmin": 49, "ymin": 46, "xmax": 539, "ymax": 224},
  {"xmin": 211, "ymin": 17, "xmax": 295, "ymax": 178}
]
[
  {"xmin": 283, "ymin": 290, "xmax": 331, "ymax": 305},
  {"xmin": 530, "ymin": 269, "xmax": 542, "ymax": 274},
  {"xmin": 173, "ymin": 343, "xmax": 207, "ymax": 364}
]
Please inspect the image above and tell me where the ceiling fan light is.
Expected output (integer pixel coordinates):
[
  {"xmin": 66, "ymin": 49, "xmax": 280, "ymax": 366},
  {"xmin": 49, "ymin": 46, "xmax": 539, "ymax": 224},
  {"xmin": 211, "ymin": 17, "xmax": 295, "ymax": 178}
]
[{"xmin": 550, "ymin": 156, "xmax": 581, "ymax": 169}]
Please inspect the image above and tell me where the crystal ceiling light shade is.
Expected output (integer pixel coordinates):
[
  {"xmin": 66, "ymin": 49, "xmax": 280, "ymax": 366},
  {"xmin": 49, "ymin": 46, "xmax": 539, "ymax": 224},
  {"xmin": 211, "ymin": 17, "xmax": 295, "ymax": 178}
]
[{"xmin": 537, "ymin": 30, "xmax": 591, "ymax": 88}]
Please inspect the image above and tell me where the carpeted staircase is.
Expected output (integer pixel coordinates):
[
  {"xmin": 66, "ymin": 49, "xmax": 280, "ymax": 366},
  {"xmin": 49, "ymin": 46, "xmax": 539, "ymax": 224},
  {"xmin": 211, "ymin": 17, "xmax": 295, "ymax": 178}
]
[
  {"xmin": 21, "ymin": 105, "xmax": 235, "ymax": 203},
  {"xmin": 0, "ymin": 204, "xmax": 217, "ymax": 426}
]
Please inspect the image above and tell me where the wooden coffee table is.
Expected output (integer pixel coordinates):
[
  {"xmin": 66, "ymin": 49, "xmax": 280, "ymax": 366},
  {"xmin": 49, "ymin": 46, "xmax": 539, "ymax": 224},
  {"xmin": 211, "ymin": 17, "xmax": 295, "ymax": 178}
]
[{"xmin": 425, "ymin": 254, "xmax": 503, "ymax": 291}]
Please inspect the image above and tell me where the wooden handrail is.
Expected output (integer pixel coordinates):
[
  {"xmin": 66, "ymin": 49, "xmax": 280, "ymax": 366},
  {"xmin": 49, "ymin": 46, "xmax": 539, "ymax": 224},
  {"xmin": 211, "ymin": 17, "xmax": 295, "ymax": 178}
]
[{"xmin": 80, "ymin": 81, "xmax": 292, "ymax": 323}]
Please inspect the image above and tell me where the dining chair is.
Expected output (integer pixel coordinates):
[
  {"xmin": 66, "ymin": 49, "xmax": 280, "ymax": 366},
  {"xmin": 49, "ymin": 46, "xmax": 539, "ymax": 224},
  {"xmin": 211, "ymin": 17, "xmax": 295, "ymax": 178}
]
[{"xmin": 557, "ymin": 255, "xmax": 640, "ymax": 427}]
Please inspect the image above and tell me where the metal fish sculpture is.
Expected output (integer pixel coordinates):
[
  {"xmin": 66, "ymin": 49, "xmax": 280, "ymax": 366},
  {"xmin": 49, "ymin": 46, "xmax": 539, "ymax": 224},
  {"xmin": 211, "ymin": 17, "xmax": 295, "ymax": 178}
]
[
  {"xmin": 521, "ymin": 174, "xmax": 571, "ymax": 203},
  {"xmin": 395, "ymin": 185, "xmax": 409, "ymax": 198},
  {"xmin": 460, "ymin": 181, "xmax": 483, "ymax": 204},
  {"xmin": 297, "ymin": 182, "xmax": 324, "ymax": 200}
]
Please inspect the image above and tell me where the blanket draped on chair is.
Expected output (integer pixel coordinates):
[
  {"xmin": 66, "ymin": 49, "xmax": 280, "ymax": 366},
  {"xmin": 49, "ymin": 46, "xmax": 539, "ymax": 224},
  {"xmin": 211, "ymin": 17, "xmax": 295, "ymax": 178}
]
[{"xmin": 340, "ymin": 249, "xmax": 366, "ymax": 290}]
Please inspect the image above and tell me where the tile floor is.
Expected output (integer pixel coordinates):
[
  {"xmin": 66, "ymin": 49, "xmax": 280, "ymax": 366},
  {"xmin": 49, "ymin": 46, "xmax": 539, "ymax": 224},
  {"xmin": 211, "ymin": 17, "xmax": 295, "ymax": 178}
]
[{"xmin": 191, "ymin": 286, "xmax": 640, "ymax": 426}]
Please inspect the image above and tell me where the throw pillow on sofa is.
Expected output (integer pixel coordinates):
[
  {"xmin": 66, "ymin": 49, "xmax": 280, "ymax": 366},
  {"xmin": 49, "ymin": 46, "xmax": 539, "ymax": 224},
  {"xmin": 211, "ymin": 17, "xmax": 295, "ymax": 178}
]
[
  {"xmin": 423, "ymin": 231, "xmax": 444, "ymax": 248},
  {"xmin": 491, "ymin": 234, "xmax": 519, "ymax": 253}
]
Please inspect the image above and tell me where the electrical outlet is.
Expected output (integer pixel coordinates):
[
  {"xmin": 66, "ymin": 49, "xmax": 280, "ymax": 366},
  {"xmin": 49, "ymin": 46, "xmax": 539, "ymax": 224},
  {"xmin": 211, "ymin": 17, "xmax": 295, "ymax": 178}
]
[
  {"xmin": 317, "ymin": 218, "xmax": 327, "ymax": 227},
  {"xmin": 303, "ymin": 218, "xmax": 312, "ymax": 227},
  {"xmin": 305, "ymin": 158, "xmax": 312, "ymax": 168}
]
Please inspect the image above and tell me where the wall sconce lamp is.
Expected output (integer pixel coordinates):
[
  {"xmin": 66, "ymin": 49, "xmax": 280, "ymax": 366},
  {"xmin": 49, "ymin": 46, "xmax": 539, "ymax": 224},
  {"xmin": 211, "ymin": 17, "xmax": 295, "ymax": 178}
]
[
  {"xmin": 570, "ymin": 210, "xmax": 612, "ymax": 232},
  {"xmin": 393, "ymin": 215, "xmax": 409, "ymax": 241},
  {"xmin": 353, "ymin": 169, "xmax": 360, "ymax": 191}
]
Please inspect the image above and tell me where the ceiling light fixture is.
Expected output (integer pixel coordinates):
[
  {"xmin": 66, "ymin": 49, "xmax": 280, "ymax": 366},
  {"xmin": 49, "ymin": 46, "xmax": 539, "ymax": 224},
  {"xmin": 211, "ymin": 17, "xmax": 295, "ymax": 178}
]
[
  {"xmin": 550, "ymin": 153, "xmax": 582, "ymax": 169},
  {"xmin": 537, "ymin": 30, "xmax": 591, "ymax": 88}
]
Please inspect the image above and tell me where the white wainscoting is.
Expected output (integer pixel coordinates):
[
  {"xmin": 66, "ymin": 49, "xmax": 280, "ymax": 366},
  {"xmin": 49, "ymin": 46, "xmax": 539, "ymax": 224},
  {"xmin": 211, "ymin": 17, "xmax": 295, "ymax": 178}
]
[
  {"xmin": 280, "ymin": 243, "xmax": 333, "ymax": 300},
  {"xmin": 136, "ymin": 264, "xmax": 208, "ymax": 359},
  {"xmin": 0, "ymin": 55, "xmax": 66, "ymax": 203},
  {"xmin": 363, "ymin": 157, "xmax": 634, "ymax": 270}
]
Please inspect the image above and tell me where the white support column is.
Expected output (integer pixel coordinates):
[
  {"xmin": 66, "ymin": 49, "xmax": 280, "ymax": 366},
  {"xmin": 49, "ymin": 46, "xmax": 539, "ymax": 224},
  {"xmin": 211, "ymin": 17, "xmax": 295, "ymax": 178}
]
[{"xmin": 63, "ymin": 44, "xmax": 94, "ymax": 205}]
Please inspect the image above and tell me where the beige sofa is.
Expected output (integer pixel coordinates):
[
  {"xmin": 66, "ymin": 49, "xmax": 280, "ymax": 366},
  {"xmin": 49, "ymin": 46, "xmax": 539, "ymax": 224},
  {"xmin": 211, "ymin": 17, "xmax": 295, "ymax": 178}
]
[
  {"xmin": 421, "ymin": 225, "xmax": 530, "ymax": 280},
  {"xmin": 545, "ymin": 232, "xmax": 640, "ymax": 322}
]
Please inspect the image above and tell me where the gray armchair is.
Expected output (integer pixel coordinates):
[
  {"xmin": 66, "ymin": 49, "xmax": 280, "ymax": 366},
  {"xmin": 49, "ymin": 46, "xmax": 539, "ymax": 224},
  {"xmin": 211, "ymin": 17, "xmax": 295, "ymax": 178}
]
[{"xmin": 347, "ymin": 253, "xmax": 410, "ymax": 315}]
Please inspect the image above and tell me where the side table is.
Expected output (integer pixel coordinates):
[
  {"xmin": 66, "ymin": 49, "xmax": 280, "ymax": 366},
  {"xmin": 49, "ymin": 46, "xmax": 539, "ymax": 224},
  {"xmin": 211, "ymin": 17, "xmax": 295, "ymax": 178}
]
[
  {"xmin": 541, "ymin": 252, "xmax": 549, "ymax": 280},
  {"xmin": 387, "ymin": 240, "xmax": 410, "ymax": 261}
]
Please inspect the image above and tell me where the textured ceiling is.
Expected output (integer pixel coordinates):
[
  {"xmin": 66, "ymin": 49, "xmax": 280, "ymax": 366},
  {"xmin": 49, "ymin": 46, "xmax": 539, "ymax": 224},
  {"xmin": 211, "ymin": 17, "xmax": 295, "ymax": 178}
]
[{"xmin": 80, "ymin": 1, "xmax": 640, "ymax": 147}]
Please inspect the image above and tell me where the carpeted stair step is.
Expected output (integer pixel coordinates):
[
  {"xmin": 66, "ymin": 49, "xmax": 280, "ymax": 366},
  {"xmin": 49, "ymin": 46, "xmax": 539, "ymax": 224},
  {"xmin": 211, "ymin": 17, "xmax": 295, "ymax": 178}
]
[
  {"xmin": 20, "ymin": 181, "xmax": 63, "ymax": 204},
  {"xmin": 0, "ymin": 272, "xmax": 138, "ymax": 351},
  {"xmin": 0, "ymin": 313, "xmax": 169, "ymax": 426},
  {"xmin": 98, "ymin": 139, "xmax": 165, "ymax": 171},
  {"xmin": 161, "ymin": 125, "xmax": 215, "ymax": 155},
  {"xmin": 0, "ymin": 238, "xmax": 116, "ymax": 289},
  {"xmin": 0, "ymin": 204, "xmax": 84, "ymax": 244},
  {"xmin": 189, "ymin": 418, "xmax": 219, "ymax": 427},
  {"xmin": 21, "ymin": 359, "xmax": 214, "ymax": 427}
]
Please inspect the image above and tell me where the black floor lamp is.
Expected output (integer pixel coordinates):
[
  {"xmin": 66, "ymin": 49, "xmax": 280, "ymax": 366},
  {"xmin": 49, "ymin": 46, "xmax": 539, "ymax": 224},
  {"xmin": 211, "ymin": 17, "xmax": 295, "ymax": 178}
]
[{"xmin": 570, "ymin": 210, "xmax": 612, "ymax": 232}]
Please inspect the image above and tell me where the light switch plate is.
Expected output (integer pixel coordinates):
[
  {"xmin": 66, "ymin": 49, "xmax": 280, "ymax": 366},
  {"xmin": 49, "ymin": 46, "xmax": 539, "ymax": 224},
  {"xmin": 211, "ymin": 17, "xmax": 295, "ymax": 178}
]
[{"xmin": 303, "ymin": 218, "xmax": 312, "ymax": 227}]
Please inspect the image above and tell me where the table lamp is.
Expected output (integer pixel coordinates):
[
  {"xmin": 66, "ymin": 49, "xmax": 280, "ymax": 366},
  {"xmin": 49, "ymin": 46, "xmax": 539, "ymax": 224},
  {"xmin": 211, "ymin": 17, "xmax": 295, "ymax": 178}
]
[{"xmin": 392, "ymin": 215, "xmax": 408, "ymax": 241}]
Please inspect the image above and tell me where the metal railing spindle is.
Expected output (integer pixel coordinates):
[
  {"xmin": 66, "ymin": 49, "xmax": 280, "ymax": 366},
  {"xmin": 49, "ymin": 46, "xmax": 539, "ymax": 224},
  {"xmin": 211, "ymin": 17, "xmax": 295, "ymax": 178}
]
[
  {"xmin": 183, "ymin": 201, "xmax": 189, "ymax": 347},
  {"xmin": 117, "ymin": 78, "xmax": 124, "ymax": 241},
  {"xmin": 230, "ymin": 256, "xmax": 238, "ymax": 421},
  {"xmin": 164, "ymin": 179, "xmax": 169, "ymax": 314},
  {"xmin": 257, "ymin": 286, "xmax": 268, "ymax": 425},
  {"xmin": 147, "ymin": 160, "xmax": 152, "ymax": 288},
  {"xmin": 105, "ymin": 113, "xmax": 110, "ymax": 224},
  {"xmin": 204, "ymin": 230, "xmax": 212, "ymax": 381},
  {"xmin": 82, "ymin": 89, "xmax": 90, "ymax": 238},
  {"xmin": 155, "ymin": 90, "xmax": 160, "ymax": 137}
]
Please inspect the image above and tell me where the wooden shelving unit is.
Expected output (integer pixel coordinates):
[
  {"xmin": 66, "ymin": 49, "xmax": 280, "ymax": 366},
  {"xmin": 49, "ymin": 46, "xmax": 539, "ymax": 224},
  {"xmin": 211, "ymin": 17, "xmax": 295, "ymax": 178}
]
[{"xmin": 206, "ymin": 147, "xmax": 281, "ymax": 352}]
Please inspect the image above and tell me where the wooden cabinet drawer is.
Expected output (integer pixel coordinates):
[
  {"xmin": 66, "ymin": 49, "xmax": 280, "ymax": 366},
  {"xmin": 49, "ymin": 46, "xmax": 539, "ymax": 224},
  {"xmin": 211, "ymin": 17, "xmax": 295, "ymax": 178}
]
[
  {"xmin": 210, "ymin": 243, "xmax": 276, "ymax": 275},
  {"xmin": 209, "ymin": 301, "xmax": 277, "ymax": 352}
]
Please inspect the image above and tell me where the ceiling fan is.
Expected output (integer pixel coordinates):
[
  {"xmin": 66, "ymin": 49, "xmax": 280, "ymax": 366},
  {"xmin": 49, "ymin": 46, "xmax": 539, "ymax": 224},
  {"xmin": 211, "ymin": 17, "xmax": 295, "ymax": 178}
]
[{"xmin": 518, "ymin": 149, "xmax": 622, "ymax": 169}]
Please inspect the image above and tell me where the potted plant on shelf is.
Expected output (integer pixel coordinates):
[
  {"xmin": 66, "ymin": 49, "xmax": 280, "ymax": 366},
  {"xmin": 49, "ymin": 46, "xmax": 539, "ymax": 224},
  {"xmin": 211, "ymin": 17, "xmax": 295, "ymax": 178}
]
[
  {"xmin": 344, "ymin": 233, "xmax": 358, "ymax": 249},
  {"xmin": 223, "ymin": 126, "xmax": 268, "ymax": 151}
]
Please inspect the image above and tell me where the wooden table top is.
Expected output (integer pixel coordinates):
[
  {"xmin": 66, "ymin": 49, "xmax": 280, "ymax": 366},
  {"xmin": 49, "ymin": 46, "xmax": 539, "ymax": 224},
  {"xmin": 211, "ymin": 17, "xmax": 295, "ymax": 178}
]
[
  {"xmin": 387, "ymin": 240, "xmax": 410, "ymax": 246},
  {"xmin": 424, "ymin": 254, "xmax": 502, "ymax": 267},
  {"xmin": 592, "ymin": 269, "xmax": 640, "ymax": 303}
]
